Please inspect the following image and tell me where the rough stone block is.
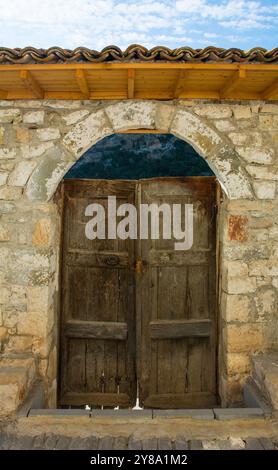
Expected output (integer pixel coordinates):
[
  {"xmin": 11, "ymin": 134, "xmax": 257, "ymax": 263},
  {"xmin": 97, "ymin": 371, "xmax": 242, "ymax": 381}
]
[
  {"xmin": 0, "ymin": 161, "xmax": 14, "ymax": 171},
  {"xmin": 170, "ymin": 108, "xmax": 221, "ymax": 156},
  {"xmin": 246, "ymin": 165, "xmax": 278, "ymax": 180},
  {"xmin": 202, "ymin": 440, "xmax": 220, "ymax": 450},
  {"xmin": 221, "ymin": 293, "xmax": 250, "ymax": 322},
  {"xmin": 214, "ymin": 120, "xmax": 236, "ymax": 132},
  {"xmin": 16, "ymin": 127, "xmax": 30, "ymax": 143},
  {"xmin": 233, "ymin": 106, "xmax": 251, "ymax": 119},
  {"xmin": 26, "ymin": 148, "xmax": 72, "ymax": 201},
  {"xmin": 236, "ymin": 147, "xmax": 273, "ymax": 164},
  {"xmin": 62, "ymin": 110, "xmax": 89, "ymax": 126},
  {"xmin": 260, "ymin": 104, "xmax": 278, "ymax": 114},
  {"xmin": 0, "ymin": 148, "xmax": 16, "ymax": 160},
  {"xmin": 226, "ymin": 200, "xmax": 273, "ymax": 212},
  {"xmin": 223, "ymin": 260, "xmax": 248, "ymax": 277},
  {"xmin": 253, "ymin": 287, "xmax": 277, "ymax": 320},
  {"xmin": 249, "ymin": 260, "xmax": 278, "ymax": 276},
  {"xmin": 0, "ymin": 326, "xmax": 8, "ymax": 341},
  {"xmin": 8, "ymin": 247, "xmax": 52, "ymax": 271},
  {"xmin": 155, "ymin": 103, "xmax": 175, "ymax": 131},
  {"xmin": 227, "ymin": 215, "xmax": 248, "ymax": 242},
  {"xmin": 0, "ymin": 186, "xmax": 22, "ymax": 200},
  {"xmin": 249, "ymin": 217, "xmax": 273, "ymax": 229},
  {"xmin": 228, "ymin": 437, "xmax": 246, "ymax": 449},
  {"xmin": 43, "ymin": 100, "xmax": 83, "ymax": 109},
  {"xmin": 0, "ymin": 171, "xmax": 8, "ymax": 186},
  {"xmin": 0, "ymin": 357, "xmax": 36, "ymax": 414},
  {"xmin": 17, "ymin": 311, "xmax": 48, "ymax": 337},
  {"xmin": 253, "ymin": 181, "xmax": 276, "ymax": 199},
  {"xmin": 0, "ymin": 224, "xmax": 10, "ymax": 241},
  {"xmin": 63, "ymin": 109, "xmax": 112, "ymax": 157},
  {"xmin": 224, "ymin": 324, "xmax": 264, "ymax": 353},
  {"xmin": 23, "ymin": 111, "xmax": 44, "ymax": 125},
  {"xmin": 8, "ymin": 161, "xmax": 37, "ymax": 186},
  {"xmin": 219, "ymin": 169, "xmax": 253, "ymax": 200},
  {"xmin": 36, "ymin": 128, "xmax": 60, "ymax": 141},
  {"xmin": 194, "ymin": 105, "xmax": 232, "ymax": 119},
  {"xmin": 0, "ymin": 126, "xmax": 4, "ymax": 144},
  {"xmin": 32, "ymin": 332, "xmax": 53, "ymax": 357},
  {"xmin": 0, "ymin": 109, "xmax": 21, "ymax": 123},
  {"xmin": 225, "ymin": 353, "xmax": 250, "ymax": 375},
  {"xmin": 228, "ymin": 132, "xmax": 248, "ymax": 145},
  {"xmin": 6, "ymin": 335, "xmax": 33, "ymax": 353},
  {"xmin": 106, "ymin": 101, "xmax": 157, "ymax": 132},
  {"xmin": 22, "ymin": 142, "xmax": 53, "ymax": 159},
  {"xmin": 259, "ymin": 115, "xmax": 278, "ymax": 129},
  {"xmin": 225, "ymin": 277, "xmax": 256, "ymax": 294},
  {"xmin": 32, "ymin": 219, "xmax": 51, "ymax": 246}
]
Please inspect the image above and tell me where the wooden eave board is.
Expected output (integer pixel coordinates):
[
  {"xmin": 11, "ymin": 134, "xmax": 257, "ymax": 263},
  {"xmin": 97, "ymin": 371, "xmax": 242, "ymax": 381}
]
[
  {"xmin": 0, "ymin": 64, "xmax": 277, "ymax": 100},
  {"xmin": 85, "ymin": 69, "xmax": 128, "ymax": 92}
]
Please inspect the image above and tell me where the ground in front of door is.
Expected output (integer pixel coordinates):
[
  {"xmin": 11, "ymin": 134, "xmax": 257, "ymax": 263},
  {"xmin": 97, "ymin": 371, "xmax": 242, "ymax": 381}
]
[{"xmin": 0, "ymin": 415, "xmax": 278, "ymax": 450}]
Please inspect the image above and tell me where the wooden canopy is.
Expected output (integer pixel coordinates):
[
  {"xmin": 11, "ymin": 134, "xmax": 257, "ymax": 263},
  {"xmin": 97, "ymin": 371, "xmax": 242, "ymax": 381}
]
[{"xmin": 0, "ymin": 45, "xmax": 277, "ymax": 100}]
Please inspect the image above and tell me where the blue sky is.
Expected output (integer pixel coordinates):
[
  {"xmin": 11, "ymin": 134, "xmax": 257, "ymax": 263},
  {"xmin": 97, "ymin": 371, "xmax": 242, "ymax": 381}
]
[{"xmin": 0, "ymin": 0, "xmax": 277, "ymax": 50}]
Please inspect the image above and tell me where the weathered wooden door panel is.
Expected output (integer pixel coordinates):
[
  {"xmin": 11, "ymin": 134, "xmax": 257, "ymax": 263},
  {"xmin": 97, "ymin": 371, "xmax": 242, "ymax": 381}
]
[
  {"xmin": 137, "ymin": 177, "xmax": 217, "ymax": 409},
  {"xmin": 59, "ymin": 177, "xmax": 217, "ymax": 409},
  {"xmin": 60, "ymin": 179, "xmax": 136, "ymax": 407}
]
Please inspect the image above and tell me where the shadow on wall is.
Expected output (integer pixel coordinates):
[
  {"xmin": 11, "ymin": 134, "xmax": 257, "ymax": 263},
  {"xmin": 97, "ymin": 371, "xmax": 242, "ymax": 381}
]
[{"xmin": 65, "ymin": 133, "xmax": 214, "ymax": 180}]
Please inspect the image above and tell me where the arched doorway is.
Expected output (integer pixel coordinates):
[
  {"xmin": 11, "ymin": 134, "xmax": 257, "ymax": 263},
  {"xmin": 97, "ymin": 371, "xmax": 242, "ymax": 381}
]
[{"xmin": 58, "ymin": 132, "xmax": 219, "ymax": 409}]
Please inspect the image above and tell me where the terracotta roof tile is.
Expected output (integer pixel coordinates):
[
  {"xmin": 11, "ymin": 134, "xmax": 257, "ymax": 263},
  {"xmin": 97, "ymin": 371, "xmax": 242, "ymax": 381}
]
[{"xmin": 0, "ymin": 45, "xmax": 277, "ymax": 64}]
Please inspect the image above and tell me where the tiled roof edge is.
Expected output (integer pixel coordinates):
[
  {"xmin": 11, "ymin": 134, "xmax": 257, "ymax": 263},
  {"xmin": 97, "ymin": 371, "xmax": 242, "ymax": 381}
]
[{"xmin": 0, "ymin": 45, "xmax": 277, "ymax": 64}]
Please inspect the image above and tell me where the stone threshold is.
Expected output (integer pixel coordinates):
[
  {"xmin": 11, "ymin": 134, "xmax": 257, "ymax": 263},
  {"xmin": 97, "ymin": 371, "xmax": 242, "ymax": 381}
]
[
  {"xmin": 22, "ymin": 407, "xmax": 267, "ymax": 421},
  {"xmin": 17, "ymin": 378, "xmax": 273, "ymax": 420}
]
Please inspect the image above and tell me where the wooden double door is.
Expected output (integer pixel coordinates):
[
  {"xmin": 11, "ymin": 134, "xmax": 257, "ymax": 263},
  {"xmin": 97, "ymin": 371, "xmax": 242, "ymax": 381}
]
[{"xmin": 59, "ymin": 177, "xmax": 217, "ymax": 409}]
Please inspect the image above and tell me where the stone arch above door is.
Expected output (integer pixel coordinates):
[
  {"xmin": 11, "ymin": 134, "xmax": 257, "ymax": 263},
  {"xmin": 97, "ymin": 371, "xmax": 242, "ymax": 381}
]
[{"xmin": 26, "ymin": 100, "xmax": 253, "ymax": 201}]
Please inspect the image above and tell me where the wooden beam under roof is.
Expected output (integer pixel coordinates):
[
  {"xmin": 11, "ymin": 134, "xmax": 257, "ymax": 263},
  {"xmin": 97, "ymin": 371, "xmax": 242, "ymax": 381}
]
[
  {"xmin": 261, "ymin": 78, "xmax": 278, "ymax": 100},
  {"xmin": 19, "ymin": 70, "xmax": 44, "ymax": 98},
  {"xmin": 127, "ymin": 69, "xmax": 135, "ymax": 99},
  {"xmin": 0, "ymin": 62, "xmax": 275, "ymax": 101},
  {"xmin": 0, "ymin": 89, "xmax": 7, "ymax": 99},
  {"xmin": 173, "ymin": 70, "xmax": 188, "ymax": 98},
  {"xmin": 219, "ymin": 68, "xmax": 246, "ymax": 98},
  {"xmin": 75, "ymin": 69, "xmax": 90, "ymax": 98}
]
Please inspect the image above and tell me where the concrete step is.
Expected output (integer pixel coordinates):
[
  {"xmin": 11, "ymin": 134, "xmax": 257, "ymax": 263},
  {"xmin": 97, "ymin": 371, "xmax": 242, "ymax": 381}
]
[
  {"xmin": 0, "ymin": 357, "xmax": 37, "ymax": 415},
  {"xmin": 251, "ymin": 353, "xmax": 278, "ymax": 410}
]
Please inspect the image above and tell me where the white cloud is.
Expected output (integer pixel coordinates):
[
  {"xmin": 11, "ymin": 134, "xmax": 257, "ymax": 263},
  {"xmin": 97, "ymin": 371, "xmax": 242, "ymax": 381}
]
[
  {"xmin": 0, "ymin": 0, "xmax": 276, "ymax": 49},
  {"xmin": 204, "ymin": 32, "xmax": 219, "ymax": 38}
]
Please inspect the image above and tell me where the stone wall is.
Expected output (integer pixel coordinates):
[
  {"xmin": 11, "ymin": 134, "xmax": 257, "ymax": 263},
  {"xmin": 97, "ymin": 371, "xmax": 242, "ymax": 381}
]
[{"xmin": 0, "ymin": 99, "xmax": 277, "ymax": 409}]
